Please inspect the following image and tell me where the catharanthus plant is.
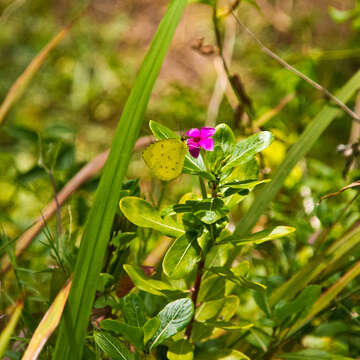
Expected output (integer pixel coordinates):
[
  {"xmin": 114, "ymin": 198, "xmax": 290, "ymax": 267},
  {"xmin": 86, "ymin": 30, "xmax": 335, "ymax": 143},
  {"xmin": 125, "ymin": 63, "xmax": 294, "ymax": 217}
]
[
  {"xmin": 116, "ymin": 121, "xmax": 296, "ymax": 359},
  {"xmin": 186, "ymin": 127, "xmax": 216, "ymax": 158}
]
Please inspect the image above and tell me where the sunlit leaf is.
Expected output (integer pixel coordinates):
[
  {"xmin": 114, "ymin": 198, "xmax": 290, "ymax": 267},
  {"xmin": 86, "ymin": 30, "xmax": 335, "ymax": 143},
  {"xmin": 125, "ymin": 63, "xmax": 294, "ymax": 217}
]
[
  {"xmin": 94, "ymin": 331, "xmax": 134, "ymax": 360},
  {"xmin": 120, "ymin": 196, "xmax": 184, "ymax": 238},
  {"xmin": 220, "ymin": 226, "xmax": 295, "ymax": 246},
  {"xmin": 149, "ymin": 298, "xmax": 194, "ymax": 350},
  {"xmin": 163, "ymin": 233, "xmax": 200, "ymax": 279}
]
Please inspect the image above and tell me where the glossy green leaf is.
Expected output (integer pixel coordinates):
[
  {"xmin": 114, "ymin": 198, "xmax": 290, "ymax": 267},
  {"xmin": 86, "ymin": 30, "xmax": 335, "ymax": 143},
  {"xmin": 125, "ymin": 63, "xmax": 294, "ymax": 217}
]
[
  {"xmin": 222, "ymin": 131, "xmax": 274, "ymax": 172},
  {"xmin": 198, "ymin": 275, "xmax": 226, "ymax": 302},
  {"xmin": 167, "ymin": 339, "xmax": 194, "ymax": 360},
  {"xmin": 120, "ymin": 196, "xmax": 184, "ymax": 238},
  {"xmin": 195, "ymin": 295, "xmax": 239, "ymax": 322},
  {"xmin": 213, "ymin": 123, "xmax": 236, "ymax": 155},
  {"xmin": 122, "ymin": 293, "xmax": 146, "ymax": 328},
  {"xmin": 53, "ymin": 2, "xmax": 187, "ymax": 358},
  {"xmin": 210, "ymin": 266, "xmax": 266, "ymax": 293},
  {"xmin": 220, "ymin": 226, "xmax": 295, "ymax": 245},
  {"xmin": 94, "ymin": 331, "xmax": 134, "ymax": 360},
  {"xmin": 123, "ymin": 264, "xmax": 184, "ymax": 297},
  {"xmin": 150, "ymin": 120, "xmax": 181, "ymax": 140},
  {"xmin": 195, "ymin": 298, "xmax": 225, "ymax": 322},
  {"xmin": 206, "ymin": 124, "xmax": 236, "ymax": 166},
  {"xmin": 202, "ymin": 320, "xmax": 253, "ymax": 331},
  {"xmin": 143, "ymin": 317, "xmax": 160, "ymax": 345},
  {"xmin": 234, "ymin": 70, "xmax": 360, "ymax": 239},
  {"xmin": 220, "ymin": 179, "xmax": 270, "ymax": 190},
  {"xmin": 100, "ymin": 319, "xmax": 144, "ymax": 350},
  {"xmin": 204, "ymin": 243, "xmax": 234, "ymax": 269},
  {"xmin": 163, "ymin": 233, "xmax": 200, "ymax": 279},
  {"xmin": 149, "ymin": 298, "xmax": 194, "ymax": 350}
]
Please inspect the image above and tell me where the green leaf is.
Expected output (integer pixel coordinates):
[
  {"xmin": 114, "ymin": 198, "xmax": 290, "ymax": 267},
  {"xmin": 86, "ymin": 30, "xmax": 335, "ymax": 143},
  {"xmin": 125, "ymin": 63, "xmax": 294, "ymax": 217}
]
[
  {"xmin": 279, "ymin": 349, "xmax": 353, "ymax": 360},
  {"xmin": 122, "ymin": 293, "xmax": 147, "ymax": 328},
  {"xmin": 210, "ymin": 267, "xmax": 266, "ymax": 293},
  {"xmin": 94, "ymin": 331, "xmax": 134, "ymax": 360},
  {"xmin": 143, "ymin": 317, "xmax": 160, "ymax": 345},
  {"xmin": 96, "ymin": 273, "xmax": 114, "ymax": 292},
  {"xmin": 222, "ymin": 131, "xmax": 274, "ymax": 172},
  {"xmin": 163, "ymin": 233, "xmax": 200, "ymax": 279},
  {"xmin": 220, "ymin": 179, "xmax": 270, "ymax": 190},
  {"xmin": 198, "ymin": 275, "xmax": 226, "ymax": 302},
  {"xmin": 219, "ymin": 226, "xmax": 295, "ymax": 245},
  {"xmin": 195, "ymin": 295, "xmax": 239, "ymax": 322},
  {"xmin": 100, "ymin": 320, "xmax": 144, "ymax": 350},
  {"xmin": 149, "ymin": 298, "xmax": 194, "ymax": 350},
  {"xmin": 123, "ymin": 264, "xmax": 184, "ymax": 297},
  {"xmin": 205, "ymin": 243, "xmax": 234, "ymax": 269},
  {"xmin": 120, "ymin": 196, "xmax": 184, "ymax": 238},
  {"xmin": 274, "ymin": 285, "xmax": 321, "ymax": 323},
  {"xmin": 197, "ymin": 349, "xmax": 251, "ymax": 360},
  {"xmin": 213, "ymin": 123, "xmax": 236, "ymax": 155},
  {"xmin": 328, "ymin": 6, "xmax": 354, "ymax": 23},
  {"xmin": 202, "ymin": 320, "xmax": 253, "ymax": 331},
  {"xmin": 195, "ymin": 298, "xmax": 225, "ymax": 322},
  {"xmin": 167, "ymin": 340, "xmax": 194, "ymax": 360},
  {"xmin": 233, "ymin": 70, "xmax": 360, "ymax": 239},
  {"xmin": 53, "ymin": 2, "xmax": 187, "ymax": 358},
  {"xmin": 149, "ymin": 120, "xmax": 180, "ymax": 140},
  {"xmin": 206, "ymin": 123, "xmax": 236, "ymax": 166}
]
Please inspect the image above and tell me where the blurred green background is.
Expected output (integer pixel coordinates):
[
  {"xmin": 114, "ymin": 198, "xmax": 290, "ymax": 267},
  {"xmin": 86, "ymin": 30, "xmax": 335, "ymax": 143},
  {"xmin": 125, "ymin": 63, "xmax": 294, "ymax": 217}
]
[{"xmin": 1, "ymin": 1, "xmax": 360, "ymax": 356}]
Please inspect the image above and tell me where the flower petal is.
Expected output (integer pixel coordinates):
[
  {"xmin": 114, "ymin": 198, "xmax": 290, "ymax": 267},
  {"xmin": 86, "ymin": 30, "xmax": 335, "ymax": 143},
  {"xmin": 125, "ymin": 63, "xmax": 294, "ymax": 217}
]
[
  {"xmin": 186, "ymin": 128, "xmax": 201, "ymax": 138},
  {"xmin": 199, "ymin": 137, "xmax": 214, "ymax": 151},
  {"xmin": 187, "ymin": 139, "xmax": 200, "ymax": 147},
  {"xmin": 188, "ymin": 146, "xmax": 201, "ymax": 158},
  {"xmin": 200, "ymin": 127, "xmax": 216, "ymax": 138}
]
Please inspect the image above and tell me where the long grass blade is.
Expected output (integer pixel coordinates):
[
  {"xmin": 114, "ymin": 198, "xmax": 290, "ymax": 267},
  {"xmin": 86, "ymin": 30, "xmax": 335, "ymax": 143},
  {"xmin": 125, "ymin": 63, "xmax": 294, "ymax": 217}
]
[
  {"xmin": 287, "ymin": 260, "xmax": 360, "ymax": 336},
  {"xmin": 0, "ymin": 299, "xmax": 24, "ymax": 358},
  {"xmin": 234, "ymin": 70, "xmax": 360, "ymax": 238},
  {"xmin": 53, "ymin": 1, "xmax": 187, "ymax": 359},
  {"xmin": 21, "ymin": 279, "xmax": 71, "ymax": 360},
  {"xmin": 0, "ymin": 25, "xmax": 73, "ymax": 125}
]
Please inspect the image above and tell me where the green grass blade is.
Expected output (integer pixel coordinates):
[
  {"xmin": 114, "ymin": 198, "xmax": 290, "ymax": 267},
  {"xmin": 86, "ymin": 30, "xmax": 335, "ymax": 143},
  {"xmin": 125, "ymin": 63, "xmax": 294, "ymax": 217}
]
[
  {"xmin": 234, "ymin": 70, "xmax": 360, "ymax": 238},
  {"xmin": 53, "ymin": 1, "xmax": 187, "ymax": 358},
  {"xmin": 0, "ymin": 300, "xmax": 23, "ymax": 358},
  {"xmin": 287, "ymin": 260, "xmax": 360, "ymax": 336}
]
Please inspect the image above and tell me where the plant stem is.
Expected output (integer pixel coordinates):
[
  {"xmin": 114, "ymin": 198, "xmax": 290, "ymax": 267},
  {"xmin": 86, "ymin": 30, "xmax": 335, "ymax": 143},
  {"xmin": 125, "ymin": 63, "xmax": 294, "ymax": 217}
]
[
  {"xmin": 185, "ymin": 258, "xmax": 205, "ymax": 339},
  {"xmin": 199, "ymin": 177, "xmax": 207, "ymax": 199},
  {"xmin": 185, "ymin": 176, "xmax": 209, "ymax": 339}
]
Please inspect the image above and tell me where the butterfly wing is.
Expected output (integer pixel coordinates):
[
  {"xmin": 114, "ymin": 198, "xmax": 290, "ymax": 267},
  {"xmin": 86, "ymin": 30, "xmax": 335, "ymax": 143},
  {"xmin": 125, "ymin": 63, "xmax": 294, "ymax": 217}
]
[{"xmin": 142, "ymin": 139, "xmax": 187, "ymax": 181}]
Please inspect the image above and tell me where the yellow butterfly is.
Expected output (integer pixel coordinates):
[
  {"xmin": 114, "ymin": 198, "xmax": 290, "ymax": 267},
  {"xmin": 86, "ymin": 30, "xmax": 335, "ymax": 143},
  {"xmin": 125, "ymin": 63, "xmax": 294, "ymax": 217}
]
[{"xmin": 142, "ymin": 138, "xmax": 187, "ymax": 181}]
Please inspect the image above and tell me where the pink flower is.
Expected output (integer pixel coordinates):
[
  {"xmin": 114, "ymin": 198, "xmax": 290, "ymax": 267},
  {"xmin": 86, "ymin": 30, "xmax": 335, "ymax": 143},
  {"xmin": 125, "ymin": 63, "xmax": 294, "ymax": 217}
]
[{"xmin": 186, "ymin": 127, "xmax": 216, "ymax": 158}]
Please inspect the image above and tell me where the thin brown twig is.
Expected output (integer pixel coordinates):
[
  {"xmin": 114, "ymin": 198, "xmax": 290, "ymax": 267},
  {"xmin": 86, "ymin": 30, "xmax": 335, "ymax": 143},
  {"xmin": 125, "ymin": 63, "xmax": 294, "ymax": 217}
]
[
  {"xmin": 0, "ymin": 135, "xmax": 154, "ymax": 275},
  {"xmin": 231, "ymin": 11, "xmax": 360, "ymax": 124}
]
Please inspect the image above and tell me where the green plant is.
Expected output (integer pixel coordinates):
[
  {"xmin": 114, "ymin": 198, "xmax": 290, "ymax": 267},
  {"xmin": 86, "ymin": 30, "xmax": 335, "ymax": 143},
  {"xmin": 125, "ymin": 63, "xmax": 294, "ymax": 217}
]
[{"xmin": 102, "ymin": 121, "xmax": 294, "ymax": 359}]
